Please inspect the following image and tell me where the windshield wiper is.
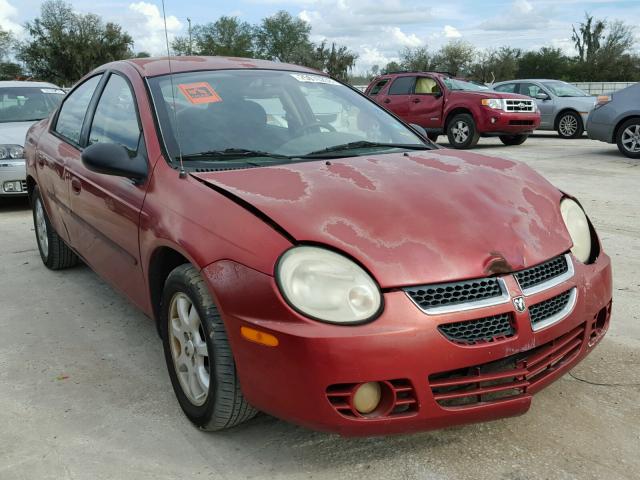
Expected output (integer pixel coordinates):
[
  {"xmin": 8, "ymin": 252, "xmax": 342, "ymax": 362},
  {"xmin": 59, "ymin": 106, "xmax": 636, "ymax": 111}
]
[
  {"xmin": 301, "ymin": 141, "xmax": 430, "ymax": 158},
  {"xmin": 179, "ymin": 148, "xmax": 292, "ymax": 161}
]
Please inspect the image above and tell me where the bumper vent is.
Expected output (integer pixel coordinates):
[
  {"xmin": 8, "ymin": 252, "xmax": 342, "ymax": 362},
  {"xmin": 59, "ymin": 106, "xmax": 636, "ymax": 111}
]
[
  {"xmin": 438, "ymin": 313, "xmax": 514, "ymax": 345},
  {"xmin": 326, "ymin": 379, "xmax": 417, "ymax": 419},
  {"xmin": 405, "ymin": 277, "xmax": 504, "ymax": 313},
  {"xmin": 529, "ymin": 289, "xmax": 575, "ymax": 329},
  {"xmin": 429, "ymin": 324, "xmax": 585, "ymax": 408},
  {"xmin": 515, "ymin": 254, "xmax": 570, "ymax": 292}
]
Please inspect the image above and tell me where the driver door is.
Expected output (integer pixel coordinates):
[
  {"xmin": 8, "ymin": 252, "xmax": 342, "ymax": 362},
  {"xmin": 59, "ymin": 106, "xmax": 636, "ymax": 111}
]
[
  {"xmin": 65, "ymin": 72, "xmax": 149, "ymax": 308},
  {"xmin": 519, "ymin": 82, "xmax": 554, "ymax": 128}
]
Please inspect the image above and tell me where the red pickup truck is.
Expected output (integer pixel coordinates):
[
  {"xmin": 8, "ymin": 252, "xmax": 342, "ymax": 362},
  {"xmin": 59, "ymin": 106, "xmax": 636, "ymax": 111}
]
[{"xmin": 365, "ymin": 72, "xmax": 541, "ymax": 148}]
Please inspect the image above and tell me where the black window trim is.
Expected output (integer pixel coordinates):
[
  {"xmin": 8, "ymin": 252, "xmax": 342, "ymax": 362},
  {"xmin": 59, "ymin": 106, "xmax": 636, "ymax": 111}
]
[
  {"xmin": 50, "ymin": 72, "xmax": 108, "ymax": 150},
  {"xmin": 82, "ymin": 70, "xmax": 144, "ymax": 154},
  {"xmin": 388, "ymin": 75, "xmax": 417, "ymax": 96}
]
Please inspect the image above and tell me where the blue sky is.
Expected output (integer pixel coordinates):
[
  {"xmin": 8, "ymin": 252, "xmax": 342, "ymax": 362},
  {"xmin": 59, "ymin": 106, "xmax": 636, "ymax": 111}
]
[{"xmin": 2, "ymin": 0, "xmax": 639, "ymax": 72}]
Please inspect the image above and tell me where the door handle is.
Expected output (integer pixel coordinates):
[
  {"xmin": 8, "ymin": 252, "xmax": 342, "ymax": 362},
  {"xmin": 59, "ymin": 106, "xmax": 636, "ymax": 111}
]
[
  {"xmin": 412, "ymin": 98, "xmax": 421, "ymax": 103},
  {"xmin": 71, "ymin": 177, "xmax": 82, "ymax": 195},
  {"xmin": 37, "ymin": 152, "xmax": 46, "ymax": 167},
  {"xmin": 383, "ymin": 98, "xmax": 390, "ymax": 104}
]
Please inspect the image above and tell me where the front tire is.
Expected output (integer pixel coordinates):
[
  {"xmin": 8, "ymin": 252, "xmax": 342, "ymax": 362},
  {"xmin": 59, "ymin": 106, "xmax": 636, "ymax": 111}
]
[
  {"xmin": 616, "ymin": 118, "xmax": 640, "ymax": 159},
  {"xmin": 446, "ymin": 113, "xmax": 480, "ymax": 149},
  {"xmin": 557, "ymin": 111, "xmax": 583, "ymax": 139},
  {"xmin": 32, "ymin": 185, "xmax": 79, "ymax": 270},
  {"xmin": 161, "ymin": 264, "xmax": 257, "ymax": 431},
  {"xmin": 499, "ymin": 134, "xmax": 528, "ymax": 146}
]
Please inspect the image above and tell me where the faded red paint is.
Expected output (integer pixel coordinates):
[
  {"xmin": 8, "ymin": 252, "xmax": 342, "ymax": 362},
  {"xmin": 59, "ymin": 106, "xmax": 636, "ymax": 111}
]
[{"xmin": 24, "ymin": 56, "xmax": 613, "ymax": 436}]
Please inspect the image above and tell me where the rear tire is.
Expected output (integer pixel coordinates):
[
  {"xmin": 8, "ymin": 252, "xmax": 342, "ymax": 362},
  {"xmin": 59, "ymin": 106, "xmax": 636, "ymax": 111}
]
[
  {"xmin": 161, "ymin": 264, "xmax": 257, "ymax": 431},
  {"xmin": 446, "ymin": 113, "xmax": 480, "ymax": 149},
  {"xmin": 499, "ymin": 134, "xmax": 528, "ymax": 146},
  {"xmin": 616, "ymin": 118, "xmax": 640, "ymax": 159},
  {"xmin": 557, "ymin": 111, "xmax": 583, "ymax": 139},
  {"xmin": 32, "ymin": 185, "xmax": 79, "ymax": 270}
]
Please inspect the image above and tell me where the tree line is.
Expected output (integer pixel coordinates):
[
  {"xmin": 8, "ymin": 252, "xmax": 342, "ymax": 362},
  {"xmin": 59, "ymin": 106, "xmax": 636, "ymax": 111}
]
[
  {"xmin": 354, "ymin": 14, "xmax": 639, "ymax": 84},
  {"xmin": 0, "ymin": 0, "xmax": 358, "ymax": 85}
]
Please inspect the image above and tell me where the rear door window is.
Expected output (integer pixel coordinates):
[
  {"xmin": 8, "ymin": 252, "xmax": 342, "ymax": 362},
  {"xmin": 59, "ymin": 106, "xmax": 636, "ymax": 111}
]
[
  {"xmin": 519, "ymin": 83, "xmax": 543, "ymax": 98},
  {"xmin": 388, "ymin": 76, "xmax": 415, "ymax": 95},
  {"xmin": 494, "ymin": 83, "xmax": 517, "ymax": 93},
  {"xmin": 369, "ymin": 79, "xmax": 389, "ymax": 96},
  {"xmin": 54, "ymin": 75, "xmax": 103, "ymax": 145}
]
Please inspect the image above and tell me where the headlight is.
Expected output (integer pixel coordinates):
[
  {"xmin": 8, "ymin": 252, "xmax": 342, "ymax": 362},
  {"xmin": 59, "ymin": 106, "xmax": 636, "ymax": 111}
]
[
  {"xmin": 276, "ymin": 246, "xmax": 382, "ymax": 324},
  {"xmin": 0, "ymin": 144, "xmax": 24, "ymax": 160},
  {"xmin": 560, "ymin": 198, "xmax": 592, "ymax": 263},
  {"xmin": 481, "ymin": 98, "xmax": 504, "ymax": 110}
]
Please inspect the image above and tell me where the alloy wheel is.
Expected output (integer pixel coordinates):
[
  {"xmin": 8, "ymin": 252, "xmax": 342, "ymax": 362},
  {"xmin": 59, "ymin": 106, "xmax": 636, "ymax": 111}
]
[
  {"xmin": 621, "ymin": 124, "xmax": 640, "ymax": 153},
  {"xmin": 168, "ymin": 292, "xmax": 210, "ymax": 406},
  {"xmin": 452, "ymin": 121, "xmax": 469, "ymax": 144},
  {"xmin": 559, "ymin": 114, "xmax": 578, "ymax": 137},
  {"xmin": 35, "ymin": 197, "xmax": 49, "ymax": 258}
]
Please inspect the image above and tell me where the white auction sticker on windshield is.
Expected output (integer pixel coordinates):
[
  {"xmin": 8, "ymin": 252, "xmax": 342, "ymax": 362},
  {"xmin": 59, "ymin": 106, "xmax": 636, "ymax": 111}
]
[
  {"xmin": 290, "ymin": 73, "xmax": 339, "ymax": 85},
  {"xmin": 41, "ymin": 88, "xmax": 65, "ymax": 94}
]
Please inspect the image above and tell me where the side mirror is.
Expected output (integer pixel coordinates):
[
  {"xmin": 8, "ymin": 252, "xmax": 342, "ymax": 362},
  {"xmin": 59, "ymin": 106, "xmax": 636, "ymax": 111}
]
[
  {"xmin": 81, "ymin": 143, "xmax": 147, "ymax": 180},
  {"xmin": 535, "ymin": 92, "xmax": 550, "ymax": 101},
  {"xmin": 434, "ymin": 91, "xmax": 443, "ymax": 99},
  {"xmin": 409, "ymin": 123, "xmax": 428, "ymax": 138}
]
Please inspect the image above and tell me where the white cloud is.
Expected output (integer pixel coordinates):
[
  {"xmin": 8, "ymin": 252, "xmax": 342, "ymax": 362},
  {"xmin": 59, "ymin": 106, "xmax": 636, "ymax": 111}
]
[
  {"xmin": 479, "ymin": 0, "xmax": 549, "ymax": 31},
  {"xmin": 128, "ymin": 2, "xmax": 182, "ymax": 55},
  {"xmin": 382, "ymin": 26, "xmax": 422, "ymax": 47},
  {"xmin": 0, "ymin": 0, "xmax": 22, "ymax": 36},
  {"xmin": 513, "ymin": 0, "xmax": 533, "ymax": 14},
  {"xmin": 443, "ymin": 25, "xmax": 461, "ymax": 38}
]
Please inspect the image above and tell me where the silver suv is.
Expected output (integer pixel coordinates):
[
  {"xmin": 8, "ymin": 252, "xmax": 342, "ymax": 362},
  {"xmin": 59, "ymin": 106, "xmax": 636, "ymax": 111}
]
[{"xmin": 492, "ymin": 79, "xmax": 596, "ymax": 139}]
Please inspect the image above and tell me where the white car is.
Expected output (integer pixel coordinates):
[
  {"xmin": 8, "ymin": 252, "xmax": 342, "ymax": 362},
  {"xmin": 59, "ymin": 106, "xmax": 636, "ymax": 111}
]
[{"xmin": 0, "ymin": 81, "xmax": 65, "ymax": 197}]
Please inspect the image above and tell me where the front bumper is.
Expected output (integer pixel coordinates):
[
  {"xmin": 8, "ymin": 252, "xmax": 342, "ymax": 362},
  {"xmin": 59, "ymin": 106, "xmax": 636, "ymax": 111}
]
[
  {"xmin": 203, "ymin": 252, "xmax": 612, "ymax": 436},
  {"xmin": 476, "ymin": 110, "xmax": 541, "ymax": 135},
  {"xmin": 0, "ymin": 160, "xmax": 27, "ymax": 196}
]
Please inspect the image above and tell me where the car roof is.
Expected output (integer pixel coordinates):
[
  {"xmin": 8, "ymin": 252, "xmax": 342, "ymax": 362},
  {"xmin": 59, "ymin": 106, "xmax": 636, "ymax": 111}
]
[
  {"xmin": 0, "ymin": 80, "xmax": 61, "ymax": 88},
  {"xmin": 494, "ymin": 79, "xmax": 563, "ymax": 84},
  {"xmin": 122, "ymin": 56, "xmax": 323, "ymax": 78}
]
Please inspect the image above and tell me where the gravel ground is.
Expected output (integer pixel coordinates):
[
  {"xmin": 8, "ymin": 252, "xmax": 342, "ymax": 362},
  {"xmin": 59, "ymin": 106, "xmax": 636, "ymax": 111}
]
[{"xmin": 1, "ymin": 134, "xmax": 638, "ymax": 480}]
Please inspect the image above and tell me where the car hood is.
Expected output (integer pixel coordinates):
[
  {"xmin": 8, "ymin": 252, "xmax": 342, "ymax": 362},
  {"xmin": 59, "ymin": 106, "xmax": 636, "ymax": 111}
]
[
  {"xmin": 0, "ymin": 121, "xmax": 37, "ymax": 145},
  {"xmin": 191, "ymin": 150, "xmax": 572, "ymax": 287}
]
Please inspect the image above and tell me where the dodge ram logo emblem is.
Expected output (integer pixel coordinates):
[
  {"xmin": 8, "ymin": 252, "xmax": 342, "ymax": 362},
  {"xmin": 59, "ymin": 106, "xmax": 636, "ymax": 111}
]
[{"xmin": 513, "ymin": 296, "xmax": 526, "ymax": 313}]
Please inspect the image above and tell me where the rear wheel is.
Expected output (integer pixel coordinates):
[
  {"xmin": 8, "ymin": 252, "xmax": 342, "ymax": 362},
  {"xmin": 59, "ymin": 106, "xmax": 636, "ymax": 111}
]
[
  {"xmin": 557, "ymin": 111, "xmax": 583, "ymax": 139},
  {"xmin": 32, "ymin": 185, "xmax": 79, "ymax": 270},
  {"xmin": 446, "ymin": 113, "xmax": 479, "ymax": 149},
  {"xmin": 499, "ymin": 134, "xmax": 528, "ymax": 146},
  {"xmin": 161, "ymin": 264, "xmax": 257, "ymax": 431},
  {"xmin": 616, "ymin": 118, "xmax": 640, "ymax": 159}
]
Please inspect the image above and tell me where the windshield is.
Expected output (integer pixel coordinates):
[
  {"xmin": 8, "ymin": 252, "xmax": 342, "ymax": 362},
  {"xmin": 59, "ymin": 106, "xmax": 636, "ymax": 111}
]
[
  {"xmin": 441, "ymin": 78, "xmax": 489, "ymax": 92},
  {"xmin": 148, "ymin": 70, "xmax": 427, "ymax": 166},
  {"xmin": 541, "ymin": 81, "xmax": 590, "ymax": 97},
  {"xmin": 0, "ymin": 87, "xmax": 65, "ymax": 123}
]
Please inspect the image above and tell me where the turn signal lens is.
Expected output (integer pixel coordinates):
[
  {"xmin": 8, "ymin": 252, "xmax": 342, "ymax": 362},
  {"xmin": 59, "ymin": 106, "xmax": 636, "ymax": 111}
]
[
  {"xmin": 240, "ymin": 326, "xmax": 279, "ymax": 347},
  {"xmin": 595, "ymin": 95, "xmax": 611, "ymax": 107},
  {"xmin": 353, "ymin": 382, "xmax": 382, "ymax": 414}
]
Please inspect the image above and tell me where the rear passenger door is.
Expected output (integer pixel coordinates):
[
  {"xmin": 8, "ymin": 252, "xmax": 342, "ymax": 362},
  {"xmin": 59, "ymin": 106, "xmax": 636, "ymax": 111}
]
[
  {"xmin": 65, "ymin": 71, "xmax": 149, "ymax": 307},
  {"xmin": 377, "ymin": 76, "xmax": 415, "ymax": 120}
]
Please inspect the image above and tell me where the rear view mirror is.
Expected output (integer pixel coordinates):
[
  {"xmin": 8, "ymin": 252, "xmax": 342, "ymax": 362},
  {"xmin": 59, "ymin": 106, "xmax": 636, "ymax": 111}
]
[
  {"xmin": 81, "ymin": 143, "xmax": 147, "ymax": 180},
  {"xmin": 535, "ymin": 92, "xmax": 550, "ymax": 101}
]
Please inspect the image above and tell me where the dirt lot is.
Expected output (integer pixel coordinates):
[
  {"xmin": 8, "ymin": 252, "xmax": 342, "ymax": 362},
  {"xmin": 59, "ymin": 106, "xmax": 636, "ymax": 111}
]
[{"xmin": 1, "ymin": 134, "xmax": 638, "ymax": 480}]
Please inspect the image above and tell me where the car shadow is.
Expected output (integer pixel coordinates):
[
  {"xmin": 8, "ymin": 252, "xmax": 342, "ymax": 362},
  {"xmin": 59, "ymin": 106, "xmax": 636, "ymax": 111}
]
[{"xmin": 0, "ymin": 196, "xmax": 30, "ymax": 213}]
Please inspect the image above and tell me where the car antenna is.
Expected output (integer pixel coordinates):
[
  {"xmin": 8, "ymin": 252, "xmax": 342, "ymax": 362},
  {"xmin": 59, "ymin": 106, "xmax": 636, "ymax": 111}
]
[{"xmin": 161, "ymin": 0, "xmax": 186, "ymax": 179}]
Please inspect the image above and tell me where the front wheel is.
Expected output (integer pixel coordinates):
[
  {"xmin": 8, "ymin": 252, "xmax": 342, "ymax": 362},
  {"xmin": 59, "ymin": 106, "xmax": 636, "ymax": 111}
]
[
  {"xmin": 616, "ymin": 118, "xmax": 640, "ymax": 159},
  {"xmin": 161, "ymin": 264, "xmax": 257, "ymax": 431},
  {"xmin": 499, "ymin": 134, "xmax": 529, "ymax": 146},
  {"xmin": 446, "ymin": 113, "xmax": 479, "ymax": 149},
  {"xmin": 557, "ymin": 111, "xmax": 584, "ymax": 139}
]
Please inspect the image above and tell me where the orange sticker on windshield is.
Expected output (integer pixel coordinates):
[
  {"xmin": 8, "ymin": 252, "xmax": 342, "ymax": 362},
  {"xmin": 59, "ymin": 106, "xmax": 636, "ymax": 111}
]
[{"xmin": 178, "ymin": 82, "xmax": 222, "ymax": 104}]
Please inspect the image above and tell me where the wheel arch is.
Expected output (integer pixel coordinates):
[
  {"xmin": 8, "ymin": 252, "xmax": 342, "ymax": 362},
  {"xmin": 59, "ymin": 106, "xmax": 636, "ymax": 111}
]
[
  {"xmin": 444, "ymin": 107, "xmax": 474, "ymax": 130},
  {"xmin": 26, "ymin": 175, "xmax": 37, "ymax": 204},
  {"xmin": 613, "ymin": 115, "xmax": 640, "ymax": 144}
]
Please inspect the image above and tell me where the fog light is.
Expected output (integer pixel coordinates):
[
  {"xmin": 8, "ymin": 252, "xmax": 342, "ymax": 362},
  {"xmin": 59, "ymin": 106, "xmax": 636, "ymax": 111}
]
[
  {"xmin": 490, "ymin": 117, "xmax": 497, "ymax": 124},
  {"xmin": 3, "ymin": 180, "xmax": 22, "ymax": 192},
  {"xmin": 352, "ymin": 382, "xmax": 381, "ymax": 414}
]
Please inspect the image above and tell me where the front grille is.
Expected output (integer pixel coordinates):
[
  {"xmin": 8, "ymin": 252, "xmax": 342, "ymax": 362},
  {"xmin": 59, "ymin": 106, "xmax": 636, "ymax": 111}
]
[
  {"xmin": 438, "ymin": 313, "xmax": 514, "ymax": 345},
  {"xmin": 429, "ymin": 324, "xmax": 585, "ymax": 407},
  {"xmin": 504, "ymin": 99, "xmax": 535, "ymax": 112},
  {"xmin": 326, "ymin": 379, "xmax": 418, "ymax": 419},
  {"xmin": 529, "ymin": 289, "xmax": 573, "ymax": 327},
  {"xmin": 515, "ymin": 255, "xmax": 569, "ymax": 291},
  {"xmin": 20, "ymin": 180, "xmax": 27, "ymax": 192},
  {"xmin": 405, "ymin": 277, "xmax": 503, "ymax": 312}
]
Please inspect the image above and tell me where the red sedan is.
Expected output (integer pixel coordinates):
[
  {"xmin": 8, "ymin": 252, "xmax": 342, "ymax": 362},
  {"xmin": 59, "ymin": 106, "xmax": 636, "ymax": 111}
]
[{"xmin": 25, "ymin": 57, "xmax": 612, "ymax": 436}]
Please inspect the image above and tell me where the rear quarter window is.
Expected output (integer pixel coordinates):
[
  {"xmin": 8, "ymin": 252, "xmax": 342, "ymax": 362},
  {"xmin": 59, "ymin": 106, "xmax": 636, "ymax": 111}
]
[{"xmin": 368, "ymin": 79, "xmax": 389, "ymax": 96}]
